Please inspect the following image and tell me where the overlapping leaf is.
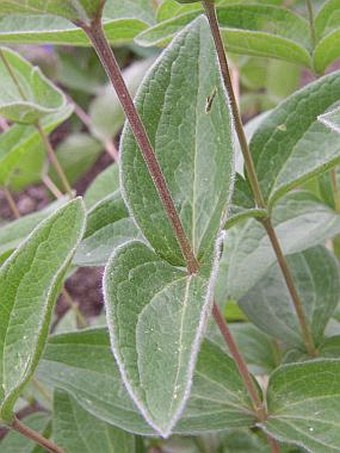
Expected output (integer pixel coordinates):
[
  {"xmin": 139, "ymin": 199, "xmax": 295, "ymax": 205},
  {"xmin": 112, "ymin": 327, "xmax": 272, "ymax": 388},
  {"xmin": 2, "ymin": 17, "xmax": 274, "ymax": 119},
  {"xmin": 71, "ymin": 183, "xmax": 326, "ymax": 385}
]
[
  {"xmin": 38, "ymin": 328, "xmax": 256, "ymax": 435},
  {"xmin": 74, "ymin": 192, "xmax": 140, "ymax": 266},
  {"xmin": 319, "ymin": 105, "xmax": 340, "ymax": 135},
  {"xmin": 121, "ymin": 16, "xmax": 233, "ymax": 266},
  {"xmin": 264, "ymin": 360, "xmax": 340, "ymax": 452},
  {"xmin": 216, "ymin": 191, "xmax": 340, "ymax": 302},
  {"xmin": 0, "ymin": 198, "xmax": 86, "ymax": 421},
  {"xmin": 137, "ymin": 6, "xmax": 312, "ymax": 67},
  {"xmin": 249, "ymin": 71, "xmax": 340, "ymax": 206},
  {"xmin": 84, "ymin": 164, "xmax": 119, "ymax": 209},
  {"xmin": 239, "ymin": 246, "xmax": 340, "ymax": 348},
  {"xmin": 53, "ymin": 389, "xmax": 137, "ymax": 452},
  {"xmin": 0, "ymin": 47, "xmax": 67, "ymax": 124},
  {"xmin": 103, "ymin": 240, "xmax": 218, "ymax": 436}
]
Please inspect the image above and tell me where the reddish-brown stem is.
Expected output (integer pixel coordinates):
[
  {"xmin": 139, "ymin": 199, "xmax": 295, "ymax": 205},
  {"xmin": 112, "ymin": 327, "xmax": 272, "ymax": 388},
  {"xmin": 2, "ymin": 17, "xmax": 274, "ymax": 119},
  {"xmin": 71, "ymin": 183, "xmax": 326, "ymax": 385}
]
[
  {"xmin": 212, "ymin": 303, "xmax": 264, "ymax": 416},
  {"xmin": 83, "ymin": 20, "xmax": 199, "ymax": 274},
  {"xmin": 10, "ymin": 417, "xmax": 64, "ymax": 453},
  {"xmin": 3, "ymin": 187, "xmax": 20, "ymax": 219}
]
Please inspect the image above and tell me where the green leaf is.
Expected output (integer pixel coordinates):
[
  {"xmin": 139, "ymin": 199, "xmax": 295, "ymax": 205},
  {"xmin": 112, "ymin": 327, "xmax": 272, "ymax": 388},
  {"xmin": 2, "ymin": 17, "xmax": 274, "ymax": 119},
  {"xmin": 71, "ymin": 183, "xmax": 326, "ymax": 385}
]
[
  {"xmin": 314, "ymin": 0, "xmax": 340, "ymax": 73},
  {"xmin": 217, "ymin": 191, "xmax": 340, "ymax": 302},
  {"xmin": 38, "ymin": 328, "xmax": 256, "ymax": 435},
  {"xmin": 0, "ymin": 413, "xmax": 50, "ymax": 452},
  {"xmin": 0, "ymin": 105, "xmax": 73, "ymax": 191},
  {"xmin": 0, "ymin": 196, "xmax": 70, "ymax": 262},
  {"xmin": 74, "ymin": 192, "xmax": 141, "ymax": 266},
  {"xmin": 84, "ymin": 164, "xmax": 119, "ymax": 209},
  {"xmin": 319, "ymin": 106, "xmax": 340, "ymax": 135},
  {"xmin": 0, "ymin": 198, "xmax": 86, "ymax": 421},
  {"xmin": 137, "ymin": 6, "xmax": 312, "ymax": 67},
  {"xmin": 53, "ymin": 389, "xmax": 137, "ymax": 452},
  {"xmin": 122, "ymin": 16, "xmax": 233, "ymax": 266},
  {"xmin": 49, "ymin": 133, "xmax": 102, "ymax": 189},
  {"xmin": 239, "ymin": 246, "xmax": 340, "ymax": 348},
  {"xmin": 264, "ymin": 360, "xmax": 340, "ymax": 452},
  {"xmin": 249, "ymin": 71, "xmax": 340, "ymax": 206},
  {"xmin": 103, "ymin": 240, "xmax": 220, "ymax": 436},
  {"xmin": 0, "ymin": 1, "xmax": 152, "ymax": 46},
  {"xmin": 0, "ymin": 47, "xmax": 67, "ymax": 124}
]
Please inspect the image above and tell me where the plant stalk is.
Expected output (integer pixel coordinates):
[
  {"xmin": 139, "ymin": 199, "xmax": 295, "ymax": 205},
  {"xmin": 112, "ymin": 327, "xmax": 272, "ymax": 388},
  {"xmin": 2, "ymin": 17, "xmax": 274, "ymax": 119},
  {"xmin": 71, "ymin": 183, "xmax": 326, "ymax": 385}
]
[
  {"xmin": 10, "ymin": 417, "xmax": 64, "ymax": 453},
  {"xmin": 35, "ymin": 123, "xmax": 73, "ymax": 198},
  {"xmin": 63, "ymin": 288, "xmax": 88, "ymax": 329},
  {"xmin": 3, "ymin": 187, "xmax": 21, "ymax": 218},
  {"xmin": 83, "ymin": 20, "xmax": 199, "ymax": 274},
  {"xmin": 305, "ymin": 0, "xmax": 316, "ymax": 47},
  {"xmin": 203, "ymin": 0, "xmax": 318, "ymax": 358}
]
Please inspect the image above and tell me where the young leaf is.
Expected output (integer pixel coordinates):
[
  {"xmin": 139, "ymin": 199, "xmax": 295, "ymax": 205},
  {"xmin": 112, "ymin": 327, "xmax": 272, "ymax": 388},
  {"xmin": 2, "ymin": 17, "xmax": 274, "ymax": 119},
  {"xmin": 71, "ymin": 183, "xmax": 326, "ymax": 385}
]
[
  {"xmin": 136, "ymin": 6, "xmax": 312, "ymax": 67},
  {"xmin": 53, "ymin": 389, "xmax": 137, "ymax": 452},
  {"xmin": 0, "ymin": 47, "xmax": 67, "ymax": 124},
  {"xmin": 38, "ymin": 329, "xmax": 256, "ymax": 435},
  {"xmin": 249, "ymin": 71, "xmax": 340, "ymax": 206},
  {"xmin": 121, "ymin": 16, "xmax": 233, "ymax": 266},
  {"xmin": 263, "ymin": 360, "xmax": 340, "ymax": 452},
  {"xmin": 314, "ymin": 0, "xmax": 340, "ymax": 73},
  {"xmin": 216, "ymin": 191, "xmax": 340, "ymax": 302},
  {"xmin": 0, "ymin": 412, "xmax": 51, "ymax": 452},
  {"xmin": 0, "ymin": 106, "xmax": 73, "ymax": 191},
  {"xmin": 103, "ymin": 240, "xmax": 220, "ymax": 437},
  {"xmin": 74, "ymin": 192, "xmax": 141, "ymax": 267},
  {"xmin": 239, "ymin": 246, "xmax": 340, "ymax": 348},
  {"xmin": 0, "ymin": 198, "xmax": 86, "ymax": 422}
]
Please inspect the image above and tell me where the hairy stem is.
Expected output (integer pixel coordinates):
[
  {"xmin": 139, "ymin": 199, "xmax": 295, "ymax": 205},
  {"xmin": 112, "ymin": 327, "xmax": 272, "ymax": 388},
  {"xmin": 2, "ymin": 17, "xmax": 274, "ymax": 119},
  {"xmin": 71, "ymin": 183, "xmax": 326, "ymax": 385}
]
[
  {"xmin": 3, "ymin": 187, "xmax": 21, "ymax": 218},
  {"xmin": 63, "ymin": 288, "xmax": 88, "ymax": 329},
  {"xmin": 35, "ymin": 123, "xmax": 73, "ymax": 198},
  {"xmin": 305, "ymin": 0, "xmax": 316, "ymax": 47},
  {"xmin": 10, "ymin": 417, "xmax": 64, "ymax": 453},
  {"xmin": 203, "ymin": 0, "xmax": 318, "ymax": 358},
  {"xmin": 83, "ymin": 20, "xmax": 199, "ymax": 274},
  {"xmin": 42, "ymin": 174, "xmax": 64, "ymax": 199}
]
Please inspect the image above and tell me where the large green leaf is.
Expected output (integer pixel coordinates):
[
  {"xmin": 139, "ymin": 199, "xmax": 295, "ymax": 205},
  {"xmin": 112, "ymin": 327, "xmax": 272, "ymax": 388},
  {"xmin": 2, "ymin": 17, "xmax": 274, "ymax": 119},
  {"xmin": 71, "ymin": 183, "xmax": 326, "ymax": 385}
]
[
  {"xmin": 0, "ymin": 196, "xmax": 69, "ymax": 262},
  {"xmin": 0, "ymin": 47, "xmax": 67, "ymax": 124},
  {"xmin": 38, "ymin": 328, "xmax": 255, "ymax": 435},
  {"xmin": 0, "ymin": 413, "xmax": 50, "ymax": 452},
  {"xmin": 121, "ymin": 16, "xmax": 233, "ymax": 266},
  {"xmin": 314, "ymin": 0, "xmax": 340, "ymax": 73},
  {"xmin": 103, "ymin": 240, "xmax": 220, "ymax": 437},
  {"xmin": 216, "ymin": 191, "xmax": 340, "ymax": 302},
  {"xmin": 239, "ymin": 246, "xmax": 340, "ymax": 348},
  {"xmin": 0, "ymin": 1, "xmax": 152, "ymax": 46},
  {"xmin": 137, "ymin": 6, "xmax": 311, "ymax": 67},
  {"xmin": 0, "ymin": 198, "xmax": 86, "ymax": 421},
  {"xmin": 74, "ymin": 192, "xmax": 141, "ymax": 266},
  {"xmin": 264, "ymin": 360, "xmax": 340, "ymax": 452},
  {"xmin": 0, "ymin": 105, "xmax": 73, "ymax": 191},
  {"xmin": 53, "ymin": 389, "xmax": 137, "ymax": 452},
  {"xmin": 249, "ymin": 71, "xmax": 340, "ymax": 206}
]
